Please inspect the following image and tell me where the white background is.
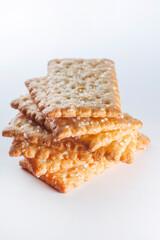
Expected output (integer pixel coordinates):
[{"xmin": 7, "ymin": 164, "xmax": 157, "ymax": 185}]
[{"xmin": 0, "ymin": 0, "xmax": 160, "ymax": 239}]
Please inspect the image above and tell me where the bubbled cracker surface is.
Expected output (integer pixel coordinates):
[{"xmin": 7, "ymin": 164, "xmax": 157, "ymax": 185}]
[
  {"xmin": 136, "ymin": 133, "xmax": 150, "ymax": 151},
  {"xmin": 9, "ymin": 140, "xmax": 92, "ymax": 163},
  {"xmin": 74, "ymin": 128, "xmax": 135, "ymax": 152},
  {"xmin": 2, "ymin": 113, "xmax": 141, "ymax": 152},
  {"xmin": 26, "ymin": 59, "xmax": 121, "ymax": 118},
  {"xmin": 11, "ymin": 94, "xmax": 45, "ymax": 127},
  {"xmin": 11, "ymin": 133, "xmax": 136, "ymax": 177},
  {"xmin": 46, "ymin": 113, "xmax": 142, "ymax": 139},
  {"xmin": 11, "ymin": 94, "xmax": 142, "ymax": 139},
  {"xmin": 120, "ymin": 134, "xmax": 137, "ymax": 164},
  {"xmin": 23, "ymin": 157, "xmax": 88, "ymax": 177},
  {"xmin": 19, "ymin": 134, "xmax": 149, "ymax": 193},
  {"xmin": 20, "ymin": 158, "xmax": 116, "ymax": 193},
  {"xmin": 2, "ymin": 113, "xmax": 74, "ymax": 148}
]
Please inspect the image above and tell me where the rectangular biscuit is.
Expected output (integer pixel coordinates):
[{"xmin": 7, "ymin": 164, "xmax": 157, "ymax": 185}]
[
  {"xmin": 20, "ymin": 158, "xmax": 117, "ymax": 193},
  {"xmin": 11, "ymin": 94, "xmax": 142, "ymax": 139},
  {"xmin": 45, "ymin": 114, "xmax": 142, "ymax": 139},
  {"xmin": 11, "ymin": 94, "xmax": 46, "ymax": 127},
  {"xmin": 20, "ymin": 157, "xmax": 88, "ymax": 177},
  {"xmin": 2, "ymin": 113, "xmax": 74, "ymax": 149},
  {"xmin": 9, "ymin": 139, "xmax": 93, "ymax": 164},
  {"xmin": 2, "ymin": 113, "xmax": 141, "ymax": 152},
  {"xmin": 25, "ymin": 59, "xmax": 121, "ymax": 118},
  {"xmin": 9, "ymin": 132, "xmax": 149, "ymax": 170},
  {"xmin": 10, "ymin": 133, "xmax": 135, "ymax": 177},
  {"xmin": 75, "ymin": 127, "xmax": 138, "ymax": 152},
  {"xmin": 19, "ymin": 133, "xmax": 149, "ymax": 193}
]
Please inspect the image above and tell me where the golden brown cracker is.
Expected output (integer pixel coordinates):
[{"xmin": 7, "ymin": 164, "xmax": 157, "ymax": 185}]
[
  {"xmin": 20, "ymin": 158, "xmax": 116, "ymax": 193},
  {"xmin": 10, "ymin": 134, "xmax": 134, "ymax": 163},
  {"xmin": 11, "ymin": 94, "xmax": 45, "ymax": 127},
  {"xmin": 11, "ymin": 95, "xmax": 142, "ymax": 139},
  {"xmin": 25, "ymin": 59, "xmax": 121, "ymax": 118},
  {"xmin": 10, "ymin": 133, "xmax": 135, "ymax": 178},
  {"xmin": 120, "ymin": 134, "xmax": 137, "ymax": 164},
  {"xmin": 9, "ymin": 140, "xmax": 92, "ymax": 163},
  {"xmin": 75, "ymin": 127, "xmax": 136, "ymax": 152},
  {"xmin": 19, "ymin": 133, "xmax": 148, "ymax": 193},
  {"xmin": 22, "ymin": 157, "xmax": 87, "ymax": 177},
  {"xmin": 2, "ymin": 113, "xmax": 141, "ymax": 152},
  {"xmin": 136, "ymin": 133, "xmax": 150, "ymax": 151},
  {"xmin": 2, "ymin": 113, "xmax": 73, "ymax": 149},
  {"xmin": 45, "ymin": 113, "xmax": 142, "ymax": 139}
]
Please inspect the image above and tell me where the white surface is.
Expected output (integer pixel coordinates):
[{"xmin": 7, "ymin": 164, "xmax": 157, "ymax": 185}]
[{"xmin": 0, "ymin": 0, "xmax": 160, "ymax": 239}]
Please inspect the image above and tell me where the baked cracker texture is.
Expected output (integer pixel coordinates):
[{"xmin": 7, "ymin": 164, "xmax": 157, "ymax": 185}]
[
  {"xmin": 25, "ymin": 59, "xmax": 121, "ymax": 118},
  {"xmin": 19, "ymin": 132, "xmax": 149, "ymax": 193},
  {"xmin": 2, "ymin": 58, "xmax": 150, "ymax": 194},
  {"xmin": 11, "ymin": 94, "xmax": 142, "ymax": 139},
  {"xmin": 10, "ymin": 132, "xmax": 150, "ymax": 178},
  {"xmin": 2, "ymin": 113, "xmax": 142, "ymax": 152},
  {"xmin": 11, "ymin": 94, "xmax": 46, "ymax": 127},
  {"xmin": 9, "ymin": 133, "xmax": 135, "ymax": 177},
  {"xmin": 20, "ymin": 158, "xmax": 116, "ymax": 193}
]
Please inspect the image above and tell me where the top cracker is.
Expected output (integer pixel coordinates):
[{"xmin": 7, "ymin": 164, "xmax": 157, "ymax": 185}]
[{"xmin": 26, "ymin": 59, "xmax": 121, "ymax": 118}]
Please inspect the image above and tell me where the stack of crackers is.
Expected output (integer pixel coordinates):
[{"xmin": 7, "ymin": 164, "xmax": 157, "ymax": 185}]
[{"xmin": 2, "ymin": 59, "xmax": 150, "ymax": 193}]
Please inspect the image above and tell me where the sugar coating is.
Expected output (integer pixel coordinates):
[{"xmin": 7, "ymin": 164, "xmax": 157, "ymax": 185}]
[
  {"xmin": 3, "ymin": 113, "xmax": 142, "ymax": 153},
  {"xmin": 11, "ymin": 94, "xmax": 142, "ymax": 140},
  {"xmin": 10, "ymin": 132, "xmax": 138, "ymax": 179},
  {"xmin": 19, "ymin": 132, "xmax": 149, "ymax": 193},
  {"xmin": 11, "ymin": 94, "xmax": 45, "ymax": 127},
  {"xmin": 45, "ymin": 113, "xmax": 142, "ymax": 140},
  {"xmin": 26, "ymin": 59, "xmax": 122, "ymax": 118}
]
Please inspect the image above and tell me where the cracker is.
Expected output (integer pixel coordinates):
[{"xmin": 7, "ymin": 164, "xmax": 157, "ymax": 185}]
[
  {"xmin": 94, "ymin": 133, "xmax": 133, "ymax": 161},
  {"xmin": 11, "ymin": 94, "xmax": 142, "ymax": 139},
  {"xmin": 2, "ymin": 113, "xmax": 73, "ymax": 149},
  {"xmin": 10, "ymin": 134, "xmax": 134, "ymax": 163},
  {"xmin": 9, "ymin": 139, "xmax": 92, "ymax": 163},
  {"xmin": 19, "ymin": 133, "xmax": 148, "ymax": 193},
  {"xmin": 136, "ymin": 133, "xmax": 150, "ymax": 151},
  {"xmin": 2, "ymin": 113, "xmax": 140, "ymax": 152},
  {"xmin": 25, "ymin": 59, "xmax": 121, "ymax": 118},
  {"xmin": 120, "ymin": 133, "xmax": 137, "ymax": 164},
  {"xmin": 20, "ymin": 157, "xmax": 88, "ymax": 177},
  {"xmin": 45, "ymin": 113, "xmax": 142, "ymax": 139},
  {"xmin": 75, "ymin": 128, "xmax": 138, "ymax": 152},
  {"xmin": 11, "ymin": 94, "xmax": 46, "ymax": 127},
  {"xmin": 120, "ymin": 133, "xmax": 150, "ymax": 163},
  {"xmin": 10, "ymin": 133, "xmax": 134, "ymax": 178},
  {"xmin": 20, "ymin": 158, "xmax": 117, "ymax": 193}
]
